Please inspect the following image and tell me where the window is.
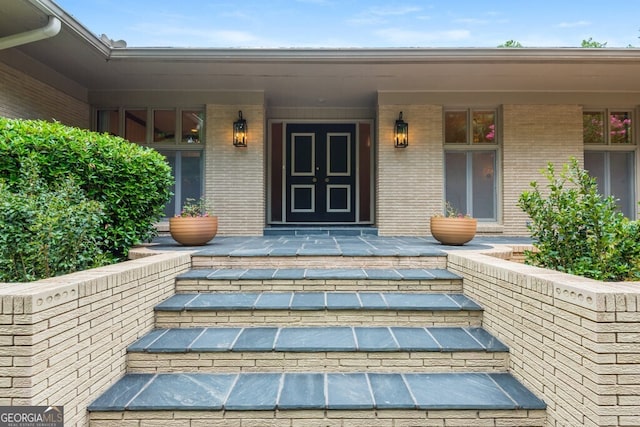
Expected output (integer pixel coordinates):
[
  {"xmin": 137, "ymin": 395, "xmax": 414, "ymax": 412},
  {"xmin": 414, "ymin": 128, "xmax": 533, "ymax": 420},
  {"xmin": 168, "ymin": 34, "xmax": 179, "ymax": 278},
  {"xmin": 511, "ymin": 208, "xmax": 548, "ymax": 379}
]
[
  {"xmin": 159, "ymin": 150, "xmax": 203, "ymax": 217},
  {"xmin": 583, "ymin": 110, "xmax": 633, "ymax": 145},
  {"xmin": 153, "ymin": 110, "xmax": 176, "ymax": 143},
  {"xmin": 124, "ymin": 109, "xmax": 147, "ymax": 143},
  {"xmin": 95, "ymin": 107, "xmax": 205, "ymax": 217},
  {"xmin": 96, "ymin": 109, "xmax": 119, "ymax": 135},
  {"xmin": 583, "ymin": 109, "xmax": 636, "ymax": 217},
  {"xmin": 444, "ymin": 109, "xmax": 498, "ymax": 220}
]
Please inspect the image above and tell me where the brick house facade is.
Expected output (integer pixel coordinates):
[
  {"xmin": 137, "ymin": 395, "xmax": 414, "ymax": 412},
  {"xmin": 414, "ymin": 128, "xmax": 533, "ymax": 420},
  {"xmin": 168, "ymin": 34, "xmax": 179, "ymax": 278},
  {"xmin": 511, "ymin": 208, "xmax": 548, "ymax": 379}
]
[{"xmin": 1, "ymin": 1, "xmax": 638, "ymax": 236}]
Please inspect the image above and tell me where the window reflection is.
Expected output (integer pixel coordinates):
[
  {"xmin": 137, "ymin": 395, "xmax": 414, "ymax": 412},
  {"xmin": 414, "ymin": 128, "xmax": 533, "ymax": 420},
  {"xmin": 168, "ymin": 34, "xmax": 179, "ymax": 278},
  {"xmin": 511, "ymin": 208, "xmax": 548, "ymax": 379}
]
[
  {"xmin": 124, "ymin": 109, "xmax": 147, "ymax": 143},
  {"xmin": 445, "ymin": 111, "xmax": 467, "ymax": 143},
  {"xmin": 610, "ymin": 112, "xmax": 632, "ymax": 144},
  {"xmin": 472, "ymin": 111, "xmax": 495, "ymax": 143},
  {"xmin": 153, "ymin": 110, "xmax": 176, "ymax": 143},
  {"xmin": 96, "ymin": 109, "xmax": 119, "ymax": 136},
  {"xmin": 583, "ymin": 110, "xmax": 633, "ymax": 145},
  {"xmin": 583, "ymin": 111, "xmax": 604, "ymax": 144},
  {"xmin": 182, "ymin": 111, "xmax": 203, "ymax": 144}
]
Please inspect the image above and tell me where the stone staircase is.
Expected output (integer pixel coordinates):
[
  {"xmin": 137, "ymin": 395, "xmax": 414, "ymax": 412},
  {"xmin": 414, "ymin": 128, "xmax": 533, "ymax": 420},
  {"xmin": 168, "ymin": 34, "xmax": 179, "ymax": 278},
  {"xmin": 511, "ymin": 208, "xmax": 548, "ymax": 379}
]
[{"xmin": 88, "ymin": 236, "xmax": 546, "ymax": 426}]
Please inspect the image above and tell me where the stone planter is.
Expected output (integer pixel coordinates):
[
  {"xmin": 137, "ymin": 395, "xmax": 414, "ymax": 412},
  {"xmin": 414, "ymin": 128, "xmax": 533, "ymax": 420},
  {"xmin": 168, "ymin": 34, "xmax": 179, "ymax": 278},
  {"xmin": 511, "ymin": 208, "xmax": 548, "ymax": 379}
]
[
  {"xmin": 169, "ymin": 216, "xmax": 218, "ymax": 246},
  {"xmin": 430, "ymin": 216, "xmax": 477, "ymax": 246}
]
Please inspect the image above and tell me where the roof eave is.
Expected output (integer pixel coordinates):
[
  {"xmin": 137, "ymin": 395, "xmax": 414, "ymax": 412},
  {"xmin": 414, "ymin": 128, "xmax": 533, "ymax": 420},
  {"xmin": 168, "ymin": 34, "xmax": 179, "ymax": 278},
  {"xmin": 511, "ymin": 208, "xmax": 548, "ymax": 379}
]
[
  {"xmin": 27, "ymin": 0, "xmax": 111, "ymax": 57},
  {"xmin": 107, "ymin": 46, "xmax": 640, "ymax": 63}
]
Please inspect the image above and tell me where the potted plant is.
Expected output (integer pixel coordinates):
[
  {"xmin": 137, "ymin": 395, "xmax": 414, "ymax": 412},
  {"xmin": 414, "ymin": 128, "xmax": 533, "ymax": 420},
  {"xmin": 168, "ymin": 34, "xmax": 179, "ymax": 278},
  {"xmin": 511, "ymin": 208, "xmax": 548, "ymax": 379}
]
[
  {"xmin": 169, "ymin": 197, "xmax": 218, "ymax": 245},
  {"xmin": 430, "ymin": 202, "xmax": 477, "ymax": 245}
]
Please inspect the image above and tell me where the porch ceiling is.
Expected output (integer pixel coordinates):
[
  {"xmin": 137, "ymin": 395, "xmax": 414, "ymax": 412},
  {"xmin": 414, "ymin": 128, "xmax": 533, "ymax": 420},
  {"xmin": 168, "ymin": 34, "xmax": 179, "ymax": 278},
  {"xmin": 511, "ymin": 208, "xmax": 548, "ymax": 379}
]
[{"xmin": 2, "ymin": 0, "xmax": 640, "ymax": 108}]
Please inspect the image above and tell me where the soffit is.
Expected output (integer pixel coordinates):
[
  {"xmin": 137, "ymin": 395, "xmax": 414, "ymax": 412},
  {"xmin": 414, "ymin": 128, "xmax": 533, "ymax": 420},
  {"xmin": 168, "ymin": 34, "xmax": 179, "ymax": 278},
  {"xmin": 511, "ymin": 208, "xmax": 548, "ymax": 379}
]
[{"xmin": 2, "ymin": 1, "xmax": 640, "ymax": 108}]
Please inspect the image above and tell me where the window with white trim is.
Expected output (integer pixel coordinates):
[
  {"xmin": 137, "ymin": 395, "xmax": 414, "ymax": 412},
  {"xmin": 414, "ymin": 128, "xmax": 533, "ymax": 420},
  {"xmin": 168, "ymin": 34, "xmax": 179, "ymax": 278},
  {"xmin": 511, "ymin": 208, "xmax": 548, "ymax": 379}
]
[
  {"xmin": 96, "ymin": 107, "xmax": 205, "ymax": 217},
  {"xmin": 444, "ymin": 109, "xmax": 498, "ymax": 220},
  {"xmin": 583, "ymin": 109, "xmax": 636, "ymax": 217}
]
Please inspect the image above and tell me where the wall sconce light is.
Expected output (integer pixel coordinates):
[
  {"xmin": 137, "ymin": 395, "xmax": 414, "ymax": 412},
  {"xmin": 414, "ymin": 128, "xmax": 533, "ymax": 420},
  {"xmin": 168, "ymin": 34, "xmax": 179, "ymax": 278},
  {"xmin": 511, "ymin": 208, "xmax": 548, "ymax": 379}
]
[
  {"xmin": 233, "ymin": 110, "xmax": 247, "ymax": 147},
  {"xmin": 394, "ymin": 111, "xmax": 408, "ymax": 148}
]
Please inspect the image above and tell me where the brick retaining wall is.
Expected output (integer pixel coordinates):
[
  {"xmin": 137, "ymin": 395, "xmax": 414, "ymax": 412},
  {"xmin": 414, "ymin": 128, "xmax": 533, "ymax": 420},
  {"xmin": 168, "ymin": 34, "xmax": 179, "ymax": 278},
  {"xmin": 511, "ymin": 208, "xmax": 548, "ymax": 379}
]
[
  {"xmin": 447, "ymin": 247, "xmax": 640, "ymax": 427},
  {"xmin": 0, "ymin": 252, "xmax": 190, "ymax": 426}
]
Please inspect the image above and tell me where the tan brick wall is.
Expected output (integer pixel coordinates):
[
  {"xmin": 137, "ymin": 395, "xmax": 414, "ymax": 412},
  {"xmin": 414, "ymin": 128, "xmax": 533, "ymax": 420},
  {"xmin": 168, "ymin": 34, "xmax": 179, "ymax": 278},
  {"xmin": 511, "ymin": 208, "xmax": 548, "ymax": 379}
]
[
  {"xmin": 447, "ymin": 248, "xmax": 640, "ymax": 427},
  {"xmin": 89, "ymin": 408, "xmax": 547, "ymax": 426},
  {"xmin": 502, "ymin": 105, "xmax": 583, "ymax": 234},
  {"xmin": 174, "ymin": 278, "xmax": 462, "ymax": 293},
  {"xmin": 205, "ymin": 104, "xmax": 265, "ymax": 235},
  {"xmin": 0, "ymin": 61, "xmax": 89, "ymax": 128},
  {"xmin": 127, "ymin": 351, "xmax": 507, "ymax": 373},
  {"xmin": 376, "ymin": 105, "xmax": 443, "ymax": 236},
  {"xmin": 155, "ymin": 309, "xmax": 482, "ymax": 328},
  {"xmin": 0, "ymin": 252, "xmax": 191, "ymax": 426}
]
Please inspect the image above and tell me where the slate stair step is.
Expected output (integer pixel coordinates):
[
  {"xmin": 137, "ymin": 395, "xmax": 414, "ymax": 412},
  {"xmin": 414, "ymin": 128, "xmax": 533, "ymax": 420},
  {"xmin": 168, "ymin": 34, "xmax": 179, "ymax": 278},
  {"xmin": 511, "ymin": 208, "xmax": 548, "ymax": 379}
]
[
  {"xmin": 126, "ymin": 326, "xmax": 510, "ymax": 373},
  {"xmin": 129, "ymin": 326, "xmax": 507, "ymax": 353},
  {"xmin": 176, "ymin": 267, "xmax": 463, "ymax": 292},
  {"xmin": 88, "ymin": 372, "xmax": 546, "ymax": 412},
  {"xmin": 177, "ymin": 267, "xmax": 462, "ymax": 281},
  {"xmin": 154, "ymin": 291, "xmax": 484, "ymax": 328},
  {"xmin": 156, "ymin": 291, "xmax": 479, "ymax": 311}
]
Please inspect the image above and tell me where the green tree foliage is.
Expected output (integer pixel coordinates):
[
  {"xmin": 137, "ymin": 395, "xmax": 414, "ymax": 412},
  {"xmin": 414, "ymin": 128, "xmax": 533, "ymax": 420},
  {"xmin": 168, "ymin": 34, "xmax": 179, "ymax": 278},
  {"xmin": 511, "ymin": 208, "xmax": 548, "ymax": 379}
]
[
  {"xmin": 0, "ymin": 158, "xmax": 110, "ymax": 282},
  {"xmin": 0, "ymin": 118, "xmax": 173, "ymax": 261},
  {"xmin": 581, "ymin": 37, "xmax": 607, "ymax": 48},
  {"xmin": 498, "ymin": 40, "xmax": 523, "ymax": 48},
  {"xmin": 518, "ymin": 158, "xmax": 640, "ymax": 281}
]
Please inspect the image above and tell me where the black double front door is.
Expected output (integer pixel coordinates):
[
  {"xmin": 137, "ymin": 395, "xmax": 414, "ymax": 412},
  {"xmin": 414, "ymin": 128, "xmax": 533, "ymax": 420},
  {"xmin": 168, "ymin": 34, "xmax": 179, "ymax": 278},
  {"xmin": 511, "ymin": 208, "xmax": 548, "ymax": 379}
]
[{"xmin": 285, "ymin": 123, "xmax": 356, "ymax": 223}]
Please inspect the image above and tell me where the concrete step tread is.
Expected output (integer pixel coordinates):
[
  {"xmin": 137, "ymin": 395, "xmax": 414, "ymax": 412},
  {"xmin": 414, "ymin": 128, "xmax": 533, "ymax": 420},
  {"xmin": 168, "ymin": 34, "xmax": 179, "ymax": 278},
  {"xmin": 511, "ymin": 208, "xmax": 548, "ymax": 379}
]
[
  {"xmin": 128, "ymin": 326, "xmax": 507, "ymax": 353},
  {"xmin": 88, "ymin": 372, "xmax": 546, "ymax": 412},
  {"xmin": 177, "ymin": 267, "xmax": 461, "ymax": 281},
  {"xmin": 156, "ymin": 292, "xmax": 480, "ymax": 312}
]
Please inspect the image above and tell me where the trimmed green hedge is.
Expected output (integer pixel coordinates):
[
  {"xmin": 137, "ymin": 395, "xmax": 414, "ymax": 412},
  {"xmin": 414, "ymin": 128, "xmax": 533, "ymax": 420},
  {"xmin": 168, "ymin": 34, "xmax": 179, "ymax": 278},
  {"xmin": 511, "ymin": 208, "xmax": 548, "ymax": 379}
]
[
  {"xmin": 0, "ymin": 158, "xmax": 110, "ymax": 282},
  {"xmin": 0, "ymin": 118, "xmax": 173, "ymax": 262}
]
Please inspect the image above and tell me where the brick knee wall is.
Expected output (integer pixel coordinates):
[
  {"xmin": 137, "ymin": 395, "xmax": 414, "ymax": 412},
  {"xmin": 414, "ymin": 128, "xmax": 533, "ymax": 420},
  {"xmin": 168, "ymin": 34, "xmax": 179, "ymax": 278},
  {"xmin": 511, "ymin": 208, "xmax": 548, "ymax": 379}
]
[
  {"xmin": 0, "ymin": 252, "xmax": 191, "ymax": 426},
  {"xmin": 447, "ymin": 248, "xmax": 640, "ymax": 427}
]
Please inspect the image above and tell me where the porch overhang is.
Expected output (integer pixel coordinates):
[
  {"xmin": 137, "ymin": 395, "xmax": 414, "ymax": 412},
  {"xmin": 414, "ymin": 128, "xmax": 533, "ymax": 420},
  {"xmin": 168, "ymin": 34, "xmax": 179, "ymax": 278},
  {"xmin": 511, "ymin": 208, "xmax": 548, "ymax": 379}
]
[{"xmin": 1, "ymin": 0, "xmax": 640, "ymax": 108}]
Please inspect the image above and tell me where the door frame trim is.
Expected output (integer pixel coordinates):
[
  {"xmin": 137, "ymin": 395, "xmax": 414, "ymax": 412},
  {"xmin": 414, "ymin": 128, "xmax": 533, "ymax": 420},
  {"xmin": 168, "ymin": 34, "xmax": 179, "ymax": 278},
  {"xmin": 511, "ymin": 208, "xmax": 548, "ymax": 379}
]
[{"xmin": 267, "ymin": 119, "xmax": 375, "ymax": 226}]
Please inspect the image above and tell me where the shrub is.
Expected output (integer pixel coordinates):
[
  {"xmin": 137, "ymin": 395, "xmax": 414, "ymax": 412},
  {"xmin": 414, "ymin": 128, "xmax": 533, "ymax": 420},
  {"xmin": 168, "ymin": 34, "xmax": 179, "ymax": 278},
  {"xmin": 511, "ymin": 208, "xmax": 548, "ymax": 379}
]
[
  {"xmin": 0, "ymin": 118, "xmax": 173, "ymax": 259},
  {"xmin": 518, "ymin": 158, "xmax": 640, "ymax": 281},
  {"xmin": 0, "ymin": 158, "xmax": 111, "ymax": 282}
]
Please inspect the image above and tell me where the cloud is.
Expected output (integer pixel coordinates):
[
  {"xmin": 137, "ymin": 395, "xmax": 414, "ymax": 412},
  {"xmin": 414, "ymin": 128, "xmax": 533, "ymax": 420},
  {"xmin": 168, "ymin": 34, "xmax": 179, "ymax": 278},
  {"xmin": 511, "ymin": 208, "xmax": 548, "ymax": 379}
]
[
  {"xmin": 129, "ymin": 23, "xmax": 264, "ymax": 47},
  {"xmin": 556, "ymin": 20, "xmax": 590, "ymax": 28},
  {"xmin": 368, "ymin": 6, "xmax": 423, "ymax": 17}
]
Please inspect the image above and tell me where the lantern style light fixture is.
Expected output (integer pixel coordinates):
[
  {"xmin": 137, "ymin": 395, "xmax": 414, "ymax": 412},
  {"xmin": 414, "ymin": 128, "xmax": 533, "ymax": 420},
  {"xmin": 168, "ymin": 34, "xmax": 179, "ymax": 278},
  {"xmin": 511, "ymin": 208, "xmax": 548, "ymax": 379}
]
[
  {"xmin": 233, "ymin": 110, "xmax": 247, "ymax": 147},
  {"xmin": 394, "ymin": 111, "xmax": 408, "ymax": 148}
]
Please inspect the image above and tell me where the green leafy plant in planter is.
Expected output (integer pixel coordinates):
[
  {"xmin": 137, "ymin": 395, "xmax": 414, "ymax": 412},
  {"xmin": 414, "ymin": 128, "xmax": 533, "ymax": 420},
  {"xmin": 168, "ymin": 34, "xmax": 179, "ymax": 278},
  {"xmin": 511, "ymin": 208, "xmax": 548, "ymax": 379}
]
[
  {"xmin": 430, "ymin": 202, "xmax": 477, "ymax": 245},
  {"xmin": 518, "ymin": 158, "xmax": 640, "ymax": 281},
  {"xmin": 169, "ymin": 197, "xmax": 218, "ymax": 245}
]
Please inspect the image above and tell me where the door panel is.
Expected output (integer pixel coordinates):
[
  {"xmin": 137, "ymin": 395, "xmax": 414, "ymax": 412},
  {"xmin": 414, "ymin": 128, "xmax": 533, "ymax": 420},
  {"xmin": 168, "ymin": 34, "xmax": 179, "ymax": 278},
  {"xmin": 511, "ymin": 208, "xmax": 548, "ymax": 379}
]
[{"xmin": 285, "ymin": 123, "xmax": 356, "ymax": 223}]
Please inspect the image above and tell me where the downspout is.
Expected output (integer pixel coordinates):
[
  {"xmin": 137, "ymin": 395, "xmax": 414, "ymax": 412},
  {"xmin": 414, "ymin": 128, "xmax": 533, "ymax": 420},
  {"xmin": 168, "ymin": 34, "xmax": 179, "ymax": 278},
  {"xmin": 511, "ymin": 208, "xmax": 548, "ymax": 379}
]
[{"xmin": 0, "ymin": 15, "xmax": 61, "ymax": 50}]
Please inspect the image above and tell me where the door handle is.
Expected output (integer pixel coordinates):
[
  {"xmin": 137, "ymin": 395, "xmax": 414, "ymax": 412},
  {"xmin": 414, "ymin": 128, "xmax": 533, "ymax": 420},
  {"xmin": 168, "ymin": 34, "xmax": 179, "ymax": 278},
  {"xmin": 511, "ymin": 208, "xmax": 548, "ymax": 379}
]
[
  {"xmin": 324, "ymin": 178, "xmax": 330, "ymax": 183},
  {"xmin": 312, "ymin": 177, "xmax": 318, "ymax": 183}
]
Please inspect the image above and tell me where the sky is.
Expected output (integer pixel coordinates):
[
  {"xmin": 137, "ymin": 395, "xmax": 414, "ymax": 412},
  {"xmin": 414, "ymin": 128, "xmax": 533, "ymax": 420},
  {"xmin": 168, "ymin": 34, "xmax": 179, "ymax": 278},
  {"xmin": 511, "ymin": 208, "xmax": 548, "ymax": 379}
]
[{"xmin": 54, "ymin": 0, "xmax": 640, "ymax": 49}]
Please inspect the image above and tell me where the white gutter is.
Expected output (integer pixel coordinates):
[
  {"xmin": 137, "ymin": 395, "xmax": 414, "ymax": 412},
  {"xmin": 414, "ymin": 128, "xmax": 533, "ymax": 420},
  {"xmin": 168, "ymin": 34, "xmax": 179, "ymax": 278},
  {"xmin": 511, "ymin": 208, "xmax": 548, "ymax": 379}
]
[
  {"xmin": 108, "ymin": 46, "xmax": 640, "ymax": 64},
  {"xmin": 28, "ymin": 0, "xmax": 111, "ymax": 57},
  {"xmin": 0, "ymin": 15, "xmax": 61, "ymax": 50}
]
